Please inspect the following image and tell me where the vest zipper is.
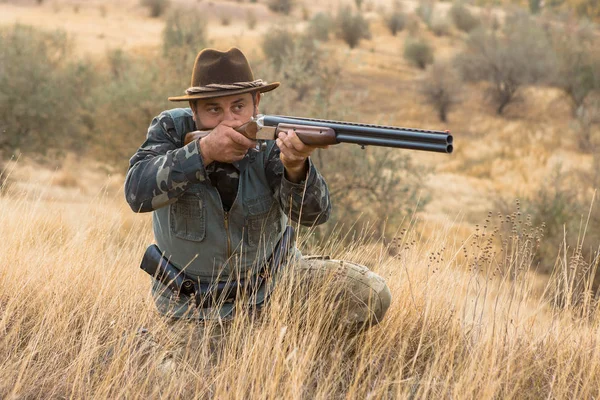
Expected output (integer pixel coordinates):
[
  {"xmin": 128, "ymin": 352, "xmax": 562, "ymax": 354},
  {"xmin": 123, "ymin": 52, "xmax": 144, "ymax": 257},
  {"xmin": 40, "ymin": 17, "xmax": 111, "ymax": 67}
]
[{"xmin": 224, "ymin": 211, "xmax": 231, "ymax": 258}]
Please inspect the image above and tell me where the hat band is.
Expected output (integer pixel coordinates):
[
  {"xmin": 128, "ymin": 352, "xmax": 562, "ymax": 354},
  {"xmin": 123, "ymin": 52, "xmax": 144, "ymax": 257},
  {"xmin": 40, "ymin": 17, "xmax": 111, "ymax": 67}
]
[{"xmin": 185, "ymin": 79, "xmax": 267, "ymax": 95}]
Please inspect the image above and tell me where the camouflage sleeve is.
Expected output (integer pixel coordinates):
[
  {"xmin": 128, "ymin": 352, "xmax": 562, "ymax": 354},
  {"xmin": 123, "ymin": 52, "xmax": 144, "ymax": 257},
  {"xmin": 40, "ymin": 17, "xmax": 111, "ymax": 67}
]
[
  {"xmin": 265, "ymin": 143, "xmax": 331, "ymax": 226},
  {"xmin": 124, "ymin": 112, "xmax": 208, "ymax": 213}
]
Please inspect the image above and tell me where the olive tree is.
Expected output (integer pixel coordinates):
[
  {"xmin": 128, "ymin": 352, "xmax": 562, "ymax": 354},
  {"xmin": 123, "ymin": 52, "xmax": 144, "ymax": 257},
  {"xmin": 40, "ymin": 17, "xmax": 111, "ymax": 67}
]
[{"xmin": 454, "ymin": 12, "xmax": 556, "ymax": 115}]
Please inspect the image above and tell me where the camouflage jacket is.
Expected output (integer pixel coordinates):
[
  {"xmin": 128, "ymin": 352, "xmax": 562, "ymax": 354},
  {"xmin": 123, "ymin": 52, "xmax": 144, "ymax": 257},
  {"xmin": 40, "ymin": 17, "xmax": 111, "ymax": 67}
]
[{"xmin": 125, "ymin": 108, "xmax": 331, "ymax": 223}]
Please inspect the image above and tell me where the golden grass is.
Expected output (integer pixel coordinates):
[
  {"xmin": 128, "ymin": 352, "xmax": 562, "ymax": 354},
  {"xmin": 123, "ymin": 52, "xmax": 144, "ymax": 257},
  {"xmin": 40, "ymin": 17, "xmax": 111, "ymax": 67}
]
[{"xmin": 1, "ymin": 164, "xmax": 600, "ymax": 399}]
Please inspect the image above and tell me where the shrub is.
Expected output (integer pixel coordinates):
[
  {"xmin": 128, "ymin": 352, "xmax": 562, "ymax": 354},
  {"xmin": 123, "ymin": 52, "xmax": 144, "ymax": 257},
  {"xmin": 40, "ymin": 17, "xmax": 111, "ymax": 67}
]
[
  {"xmin": 430, "ymin": 18, "xmax": 451, "ymax": 36},
  {"xmin": 246, "ymin": 10, "xmax": 257, "ymax": 30},
  {"xmin": 220, "ymin": 14, "xmax": 231, "ymax": 26},
  {"xmin": 529, "ymin": 0, "xmax": 542, "ymax": 13},
  {"xmin": 449, "ymin": 2, "xmax": 479, "ymax": 33},
  {"xmin": 268, "ymin": 0, "xmax": 294, "ymax": 15},
  {"xmin": 261, "ymin": 27, "xmax": 297, "ymax": 71},
  {"xmin": 162, "ymin": 7, "xmax": 209, "ymax": 79},
  {"xmin": 335, "ymin": 5, "xmax": 371, "ymax": 49},
  {"xmin": 519, "ymin": 166, "xmax": 583, "ymax": 274},
  {"xmin": 454, "ymin": 13, "xmax": 556, "ymax": 114},
  {"xmin": 419, "ymin": 61, "xmax": 462, "ymax": 122},
  {"xmin": 548, "ymin": 20, "xmax": 600, "ymax": 117},
  {"xmin": 261, "ymin": 28, "xmax": 322, "ymax": 102},
  {"xmin": 89, "ymin": 55, "xmax": 167, "ymax": 163},
  {"xmin": 403, "ymin": 38, "xmax": 434, "ymax": 69},
  {"xmin": 307, "ymin": 12, "xmax": 331, "ymax": 42},
  {"xmin": 0, "ymin": 24, "xmax": 94, "ymax": 155},
  {"xmin": 383, "ymin": 8, "xmax": 406, "ymax": 36},
  {"xmin": 140, "ymin": 0, "xmax": 170, "ymax": 18},
  {"xmin": 406, "ymin": 14, "xmax": 421, "ymax": 35},
  {"xmin": 572, "ymin": 94, "xmax": 600, "ymax": 151},
  {"xmin": 416, "ymin": 1, "xmax": 434, "ymax": 26}
]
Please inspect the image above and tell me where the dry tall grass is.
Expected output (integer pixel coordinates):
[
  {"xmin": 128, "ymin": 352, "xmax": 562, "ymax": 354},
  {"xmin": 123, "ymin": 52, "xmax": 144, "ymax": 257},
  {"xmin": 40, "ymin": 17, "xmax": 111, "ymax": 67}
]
[{"xmin": 1, "ymin": 166, "xmax": 600, "ymax": 399}]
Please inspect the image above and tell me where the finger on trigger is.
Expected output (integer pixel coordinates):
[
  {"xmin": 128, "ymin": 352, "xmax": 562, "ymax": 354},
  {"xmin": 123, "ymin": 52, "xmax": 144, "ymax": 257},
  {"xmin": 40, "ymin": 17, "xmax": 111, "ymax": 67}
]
[{"xmin": 227, "ymin": 129, "xmax": 256, "ymax": 148}]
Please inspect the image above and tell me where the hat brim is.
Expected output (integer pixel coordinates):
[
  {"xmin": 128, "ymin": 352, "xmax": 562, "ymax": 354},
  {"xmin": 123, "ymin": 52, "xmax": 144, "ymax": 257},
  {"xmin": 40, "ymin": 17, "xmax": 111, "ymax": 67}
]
[{"xmin": 168, "ymin": 82, "xmax": 280, "ymax": 102}]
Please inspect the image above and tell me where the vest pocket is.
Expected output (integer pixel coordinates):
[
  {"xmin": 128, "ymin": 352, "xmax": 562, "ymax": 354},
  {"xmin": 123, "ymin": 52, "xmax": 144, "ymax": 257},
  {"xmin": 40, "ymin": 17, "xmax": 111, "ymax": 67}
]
[
  {"xmin": 246, "ymin": 194, "xmax": 281, "ymax": 247},
  {"xmin": 170, "ymin": 188, "xmax": 206, "ymax": 242}
]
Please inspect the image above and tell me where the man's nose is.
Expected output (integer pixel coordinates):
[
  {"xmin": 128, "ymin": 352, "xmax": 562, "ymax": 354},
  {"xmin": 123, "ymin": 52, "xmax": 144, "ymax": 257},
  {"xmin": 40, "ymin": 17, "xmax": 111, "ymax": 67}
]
[{"xmin": 223, "ymin": 108, "xmax": 235, "ymax": 121}]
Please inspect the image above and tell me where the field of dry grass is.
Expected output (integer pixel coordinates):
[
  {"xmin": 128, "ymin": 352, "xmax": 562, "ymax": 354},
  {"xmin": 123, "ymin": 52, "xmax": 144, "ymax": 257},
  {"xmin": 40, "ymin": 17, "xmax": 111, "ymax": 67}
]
[
  {"xmin": 2, "ymin": 0, "xmax": 600, "ymax": 398},
  {"xmin": 2, "ymin": 159, "xmax": 600, "ymax": 398}
]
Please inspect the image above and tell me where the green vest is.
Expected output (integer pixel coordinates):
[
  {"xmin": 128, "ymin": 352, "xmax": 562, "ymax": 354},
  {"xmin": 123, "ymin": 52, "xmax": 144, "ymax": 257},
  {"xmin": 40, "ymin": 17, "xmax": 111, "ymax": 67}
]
[{"xmin": 151, "ymin": 109, "xmax": 287, "ymax": 282}]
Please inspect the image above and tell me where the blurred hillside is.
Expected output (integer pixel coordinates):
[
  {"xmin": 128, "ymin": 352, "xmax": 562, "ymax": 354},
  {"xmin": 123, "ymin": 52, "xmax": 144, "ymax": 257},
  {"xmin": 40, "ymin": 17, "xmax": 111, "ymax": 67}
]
[{"xmin": 1, "ymin": 0, "xmax": 599, "ymax": 280}]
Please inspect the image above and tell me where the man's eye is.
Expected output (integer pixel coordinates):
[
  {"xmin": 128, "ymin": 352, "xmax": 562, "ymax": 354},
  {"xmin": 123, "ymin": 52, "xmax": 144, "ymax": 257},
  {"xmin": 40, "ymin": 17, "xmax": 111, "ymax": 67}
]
[
  {"xmin": 207, "ymin": 107, "xmax": 220, "ymax": 113},
  {"xmin": 233, "ymin": 104, "xmax": 244, "ymax": 111}
]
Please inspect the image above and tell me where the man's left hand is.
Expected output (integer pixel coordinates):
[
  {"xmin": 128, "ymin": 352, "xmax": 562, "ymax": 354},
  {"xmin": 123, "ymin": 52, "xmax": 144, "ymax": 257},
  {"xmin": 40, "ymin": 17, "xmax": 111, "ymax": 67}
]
[{"xmin": 276, "ymin": 129, "xmax": 328, "ymax": 183}]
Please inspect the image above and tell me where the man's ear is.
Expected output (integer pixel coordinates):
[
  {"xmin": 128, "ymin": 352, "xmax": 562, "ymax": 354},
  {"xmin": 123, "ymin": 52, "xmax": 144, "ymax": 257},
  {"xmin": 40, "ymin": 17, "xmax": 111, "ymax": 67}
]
[
  {"xmin": 189, "ymin": 101, "xmax": 197, "ymax": 121},
  {"xmin": 254, "ymin": 92, "xmax": 261, "ymax": 114}
]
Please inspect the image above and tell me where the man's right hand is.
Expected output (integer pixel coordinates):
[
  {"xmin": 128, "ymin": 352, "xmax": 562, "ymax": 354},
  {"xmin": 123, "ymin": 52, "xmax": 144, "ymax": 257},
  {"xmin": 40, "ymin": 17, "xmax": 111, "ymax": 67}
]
[{"xmin": 186, "ymin": 120, "xmax": 256, "ymax": 166}]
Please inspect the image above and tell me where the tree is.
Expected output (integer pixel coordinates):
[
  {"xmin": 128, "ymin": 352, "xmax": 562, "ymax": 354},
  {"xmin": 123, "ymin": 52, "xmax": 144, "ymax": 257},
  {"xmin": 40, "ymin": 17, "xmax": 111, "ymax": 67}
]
[
  {"xmin": 454, "ymin": 12, "xmax": 556, "ymax": 114},
  {"xmin": 335, "ymin": 5, "xmax": 371, "ymax": 49},
  {"xmin": 383, "ymin": 3, "xmax": 406, "ymax": 36},
  {"xmin": 419, "ymin": 61, "xmax": 463, "ymax": 122},
  {"xmin": 403, "ymin": 38, "xmax": 434, "ymax": 70},
  {"xmin": 548, "ymin": 18, "xmax": 600, "ymax": 117}
]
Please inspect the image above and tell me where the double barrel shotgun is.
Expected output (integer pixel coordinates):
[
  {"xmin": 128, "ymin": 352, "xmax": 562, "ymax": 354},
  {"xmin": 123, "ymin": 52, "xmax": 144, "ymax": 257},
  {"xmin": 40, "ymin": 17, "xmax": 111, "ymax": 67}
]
[{"xmin": 184, "ymin": 114, "xmax": 454, "ymax": 154}]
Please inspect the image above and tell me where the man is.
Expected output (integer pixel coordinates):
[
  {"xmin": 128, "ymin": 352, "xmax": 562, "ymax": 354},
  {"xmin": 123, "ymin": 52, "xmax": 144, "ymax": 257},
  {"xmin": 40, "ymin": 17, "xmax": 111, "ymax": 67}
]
[{"xmin": 125, "ymin": 47, "xmax": 391, "ymax": 329}]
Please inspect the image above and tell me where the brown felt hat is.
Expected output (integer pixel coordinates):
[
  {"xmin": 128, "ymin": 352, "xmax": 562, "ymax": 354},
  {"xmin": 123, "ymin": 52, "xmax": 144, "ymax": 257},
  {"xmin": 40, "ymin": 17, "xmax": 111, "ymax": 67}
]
[{"xmin": 168, "ymin": 47, "xmax": 279, "ymax": 102}]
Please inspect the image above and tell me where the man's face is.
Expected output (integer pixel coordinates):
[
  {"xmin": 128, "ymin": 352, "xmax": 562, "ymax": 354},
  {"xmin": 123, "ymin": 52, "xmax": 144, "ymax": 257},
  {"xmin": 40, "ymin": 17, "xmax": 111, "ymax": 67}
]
[{"xmin": 191, "ymin": 92, "xmax": 260, "ymax": 130}]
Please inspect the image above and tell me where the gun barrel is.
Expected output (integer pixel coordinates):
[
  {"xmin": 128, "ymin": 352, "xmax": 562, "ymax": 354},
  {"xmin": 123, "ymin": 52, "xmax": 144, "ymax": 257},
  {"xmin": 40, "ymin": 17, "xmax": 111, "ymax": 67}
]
[
  {"xmin": 337, "ymin": 134, "xmax": 453, "ymax": 153},
  {"xmin": 262, "ymin": 115, "xmax": 453, "ymax": 154}
]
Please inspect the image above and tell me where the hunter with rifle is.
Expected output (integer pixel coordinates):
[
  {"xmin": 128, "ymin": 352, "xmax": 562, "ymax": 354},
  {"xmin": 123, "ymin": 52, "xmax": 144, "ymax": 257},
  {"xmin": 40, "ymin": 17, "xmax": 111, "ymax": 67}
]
[{"xmin": 125, "ymin": 47, "xmax": 452, "ymax": 333}]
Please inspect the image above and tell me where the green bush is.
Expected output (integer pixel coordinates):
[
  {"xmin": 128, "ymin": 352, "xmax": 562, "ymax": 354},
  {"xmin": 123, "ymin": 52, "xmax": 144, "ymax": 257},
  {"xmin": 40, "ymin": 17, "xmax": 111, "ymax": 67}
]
[
  {"xmin": 0, "ymin": 24, "xmax": 94, "ymax": 155},
  {"xmin": 430, "ymin": 18, "xmax": 451, "ymax": 36},
  {"xmin": 307, "ymin": 12, "xmax": 331, "ymax": 42},
  {"xmin": 268, "ymin": 0, "xmax": 294, "ymax": 15},
  {"xmin": 384, "ymin": 9, "xmax": 406, "ymax": 36},
  {"xmin": 162, "ymin": 7, "xmax": 209, "ymax": 81},
  {"xmin": 140, "ymin": 0, "xmax": 170, "ymax": 18},
  {"xmin": 449, "ymin": 2, "xmax": 479, "ymax": 33},
  {"xmin": 260, "ymin": 27, "xmax": 321, "ymax": 102},
  {"xmin": 335, "ymin": 5, "xmax": 371, "ymax": 49},
  {"xmin": 403, "ymin": 38, "xmax": 434, "ymax": 69},
  {"xmin": 90, "ymin": 55, "xmax": 168, "ymax": 163},
  {"xmin": 261, "ymin": 27, "xmax": 297, "ymax": 71},
  {"xmin": 454, "ymin": 13, "xmax": 557, "ymax": 114},
  {"xmin": 416, "ymin": 1, "xmax": 434, "ymax": 25},
  {"xmin": 246, "ymin": 10, "xmax": 257, "ymax": 30},
  {"xmin": 548, "ymin": 19, "xmax": 600, "ymax": 118},
  {"xmin": 419, "ymin": 61, "xmax": 462, "ymax": 122}
]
